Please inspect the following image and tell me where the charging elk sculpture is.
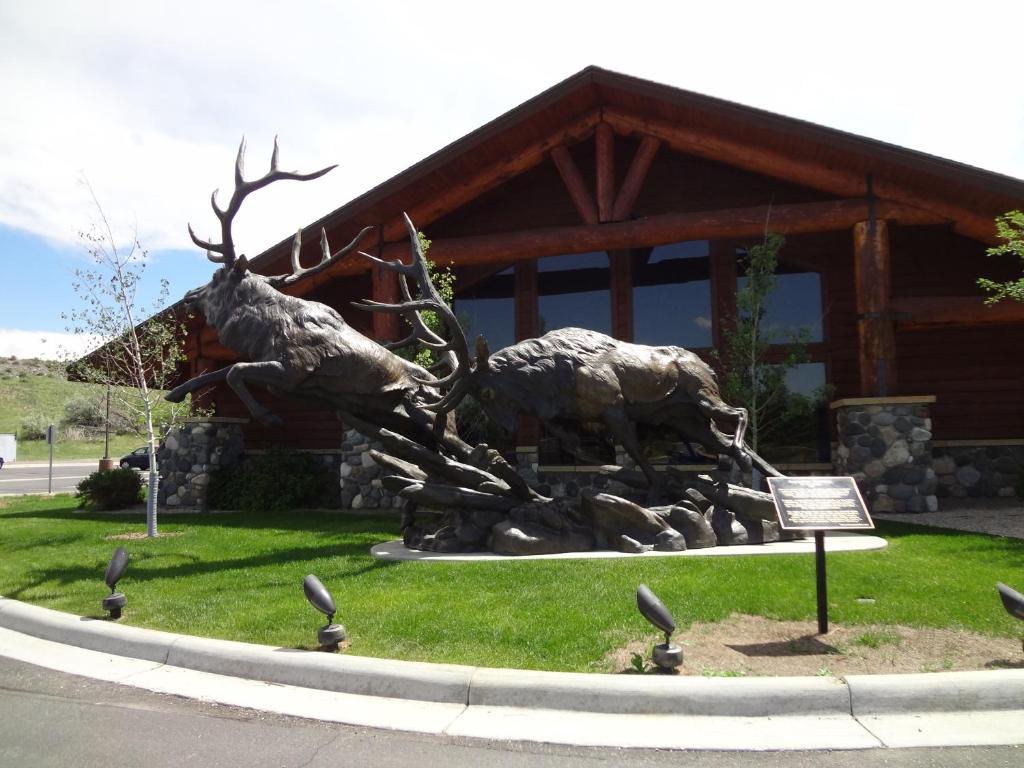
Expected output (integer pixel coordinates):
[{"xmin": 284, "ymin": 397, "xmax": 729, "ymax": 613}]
[
  {"xmin": 169, "ymin": 139, "xmax": 787, "ymax": 555},
  {"xmin": 166, "ymin": 139, "xmax": 468, "ymax": 452}
]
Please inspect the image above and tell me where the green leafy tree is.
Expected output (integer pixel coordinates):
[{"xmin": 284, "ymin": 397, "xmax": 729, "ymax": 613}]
[
  {"xmin": 978, "ymin": 210, "xmax": 1024, "ymax": 303},
  {"xmin": 714, "ymin": 232, "xmax": 826, "ymax": 456},
  {"xmin": 64, "ymin": 196, "xmax": 191, "ymax": 537}
]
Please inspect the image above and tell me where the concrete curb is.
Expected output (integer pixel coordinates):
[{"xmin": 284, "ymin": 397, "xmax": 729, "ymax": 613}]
[
  {"xmin": 846, "ymin": 670, "xmax": 1024, "ymax": 715},
  {"xmin": 2, "ymin": 597, "xmax": 1022, "ymax": 719},
  {"xmin": 467, "ymin": 667, "xmax": 850, "ymax": 716}
]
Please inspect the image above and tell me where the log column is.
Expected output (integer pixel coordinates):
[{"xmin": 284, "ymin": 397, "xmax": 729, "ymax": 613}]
[
  {"xmin": 854, "ymin": 219, "xmax": 895, "ymax": 396},
  {"xmin": 514, "ymin": 261, "xmax": 540, "ymax": 445},
  {"xmin": 371, "ymin": 263, "xmax": 401, "ymax": 342},
  {"xmin": 609, "ymin": 250, "xmax": 633, "ymax": 341},
  {"xmin": 710, "ymin": 240, "xmax": 737, "ymax": 349}
]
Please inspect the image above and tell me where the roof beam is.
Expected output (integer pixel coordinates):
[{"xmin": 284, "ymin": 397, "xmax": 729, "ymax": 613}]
[
  {"xmin": 371, "ymin": 197, "xmax": 944, "ymax": 270},
  {"xmin": 550, "ymin": 145, "xmax": 598, "ymax": 224},
  {"xmin": 893, "ymin": 296, "xmax": 1024, "ymax": 329},
  {"xmin": 595, "ymin": 121, "xmax": 615, "ymax": 221},
  {"xmin": 612, "ymin": 135, "xmax": 660, "ymax": 221},
  {"xmin": 377, "ymin": 109, "xmax": 602, "ymax": 243},
  {"xmin": 603, "ymin": 109, "xmax": 997, "ymax": 243}
]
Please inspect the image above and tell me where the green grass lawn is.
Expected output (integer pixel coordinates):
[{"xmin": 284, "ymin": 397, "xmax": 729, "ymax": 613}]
[
  {"xmin": 0, "ymin": 361, "xmax": 177, "ymax": 461},
  {"xmin": 0, "ymin": 494, "xmax": 1020, "ymax": 672}
]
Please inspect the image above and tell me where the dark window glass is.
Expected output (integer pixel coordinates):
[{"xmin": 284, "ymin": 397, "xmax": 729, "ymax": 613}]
[
  {"xmin": 758, "ymin": 361, "xmax": 831, "ymax": 464},
  {"xmin": 453, "ymin": 265, "xmax": 515, "ymax": 352},
  {"xmin": 537, "ymin": 251, "xmax": 610, "ymax": 336},
  {"xmin": 784, "ymin": 361, "xmax": 827, "ymax": 398},
  {"xmin": 736, "ymin": 258, "xmax": 823, "ymax": 343},
  {"xmin": 633, "ymin": 241, "xmax": 712, "ymax": 348}
]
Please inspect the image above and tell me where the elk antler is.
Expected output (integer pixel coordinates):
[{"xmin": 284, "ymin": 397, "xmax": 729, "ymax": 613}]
[
  {"xmin": 187, "ymin": 136, "xmax": 336, "ymax": 267},
  {"xmin": 353, "ymin": 213, "xmax": 473, "ymax": 418},
  {"xmin": 267, "ymin": 224, "xmax": 374, "ymax": 288}
]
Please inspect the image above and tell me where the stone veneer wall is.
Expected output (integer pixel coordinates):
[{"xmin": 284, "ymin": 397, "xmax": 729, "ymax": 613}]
[
  {"xmin": 158, "ymin": 418, "xmax": 245, "ymax": 510},
  {"xmin": 339, "ymin": 429, "xmax": 405, "ymax": 511},
  {"xmin": 932, "ymin": 443, "xmax": 1024, "ymax": 499},
  {"xmin": 832, "ymin": 397, "xmax": 937, "ymax": 513}
]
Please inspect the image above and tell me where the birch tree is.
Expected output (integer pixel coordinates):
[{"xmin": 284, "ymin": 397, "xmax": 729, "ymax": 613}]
[{"xmin": 64, "ymin": 200, "xmax": 190, "ymax": 537}]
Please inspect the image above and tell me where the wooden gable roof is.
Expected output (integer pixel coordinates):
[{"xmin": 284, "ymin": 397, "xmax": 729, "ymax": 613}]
[{"xmin": 243, "ymin": 66, "xmax": 1023, "ymax": 290}]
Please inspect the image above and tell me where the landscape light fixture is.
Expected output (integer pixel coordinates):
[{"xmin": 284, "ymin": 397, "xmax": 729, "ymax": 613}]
[
  {"xmin": 996, "ymin": 582, "xmax": 1024, "ymax": 650},
  {"xmin": 636, "ymin": 583, "xmax": 684, "ymax": 671},
  {"xmin": 303, "ymin": 574, "xmax": 346, "ymax": 651},
  {"xmin": 102, "ymin": 547, "xmax": 129, "ymax": 620}
]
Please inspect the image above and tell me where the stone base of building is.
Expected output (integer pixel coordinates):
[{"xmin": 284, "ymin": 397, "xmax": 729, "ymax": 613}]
[
  {"xmin": 932, "ymin": 441, "xmax": 1024, "ymax": 499},
  {"xmin": 831, "ymin": 396, "xmax": 938, "ymax": 514},
  {"xmin": 157, "ymin": 418, "xmax": 246, "ymax": 510}
]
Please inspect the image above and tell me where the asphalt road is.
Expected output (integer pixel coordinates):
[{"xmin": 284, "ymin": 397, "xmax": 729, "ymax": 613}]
[
  {"xmin": 0, "ymin": 460, "xmax": 100, "ymax": 495},
  {"xmin": 0, "ymin": 656, "xmax": 1021, "ymax": 768}
]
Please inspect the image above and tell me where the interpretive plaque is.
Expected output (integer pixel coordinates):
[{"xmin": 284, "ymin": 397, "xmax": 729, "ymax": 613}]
[{"xmin": 766, "ymin": 476, "xmax": 874, "ymax": 531}]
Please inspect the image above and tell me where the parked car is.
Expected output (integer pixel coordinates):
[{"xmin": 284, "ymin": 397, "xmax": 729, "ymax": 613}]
[{"xmin": 119, "ymin": 447, "xmax": 150, "ymax": 470}]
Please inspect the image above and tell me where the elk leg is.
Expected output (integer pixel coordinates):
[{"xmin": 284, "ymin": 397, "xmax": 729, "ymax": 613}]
[
  {"xmin": 224, "ymin": 362, "xmax": 295, "ymax": 427},
  {"xmin": 699, "ymin": 401, "xmax": 783, "ymax": 478},
  {"xmin": 602, "ymin": 408, "xmax": 662, "ymax": 492},
  {"xmin": 165, "ymin": 367, "xmax": 232, "ymax": 403}
]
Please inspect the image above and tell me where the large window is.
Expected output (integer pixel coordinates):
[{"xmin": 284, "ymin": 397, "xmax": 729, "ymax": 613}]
[
  {"xmin": 736, "ymin": 252, "xmax": 823, "ymax": 343},
  {"xmin": 453, "ymin": 265, "xmax": 515, "ymax": 352},
  {"xmin": 633, "ymin": 240, "xmax": 712, "ymax": 348},
  {"xmin": 537, "ymin": 251, "xmax": 610, "ymax": 335}
]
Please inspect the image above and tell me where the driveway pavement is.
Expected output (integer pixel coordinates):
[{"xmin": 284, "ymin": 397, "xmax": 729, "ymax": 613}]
[{"xmin": 0, "ymin": 460, "xmax": 98, "ymax": 495}]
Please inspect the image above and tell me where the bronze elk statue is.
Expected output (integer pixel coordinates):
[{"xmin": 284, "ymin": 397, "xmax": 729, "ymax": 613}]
[
  {"xmin": 409, "ymin": 327, "xmax": 782, "ymax": 491},
  {"xmin": 165, "ymin": 139, "xmax": 472, "ymax": 454}
]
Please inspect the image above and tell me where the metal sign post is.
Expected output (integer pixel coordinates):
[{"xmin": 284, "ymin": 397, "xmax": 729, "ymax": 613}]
[
  {"xmin": 46, "ymin": 424, "xmax": 55, "ymax": 494},
  {"xmin": 767, "ymin": 476, "xmax": 875, "ymax": 635}
]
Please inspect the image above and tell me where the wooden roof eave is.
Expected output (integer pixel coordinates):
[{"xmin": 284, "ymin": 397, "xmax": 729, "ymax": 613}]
[{"xmin": 220, "ymin": 66, "xmax": 1024, "ymax": 293}]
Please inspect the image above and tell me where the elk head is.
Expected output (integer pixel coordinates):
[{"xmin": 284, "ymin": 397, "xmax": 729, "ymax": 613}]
[{"xmin": 184, "ymin": 137, "xmax": 371, "ymax": 322}]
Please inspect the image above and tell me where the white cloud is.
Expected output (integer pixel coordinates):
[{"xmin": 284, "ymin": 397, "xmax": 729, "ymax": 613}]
[
  {"xmin": 0, "ymin": 329, "xmax": 103, "ymax": 361},
  {"xmin": 0, "ymin": 0, "xmax": 1021, "ymax": 262}
]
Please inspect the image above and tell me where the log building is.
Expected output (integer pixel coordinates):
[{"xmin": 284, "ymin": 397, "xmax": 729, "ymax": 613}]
[{"xmin": 169, "ymin": 67, "xmax": 1024, "ymax": 507}]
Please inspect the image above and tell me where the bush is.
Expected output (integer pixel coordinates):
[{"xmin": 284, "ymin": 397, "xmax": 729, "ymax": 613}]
[
  {"xmin": 19, "ymin": 416, "xmax": 49, "ymax": 441},
  {"xmin": 76, "ymin": 467, "xmax": 144, "ymax": 510},
  {"xmin": 62, "ymin": 397, "xmax": 105, "ymax": 433},
  {"xmin": 207, "ymin": 449, "xmax": 338, "ymax": 513}
]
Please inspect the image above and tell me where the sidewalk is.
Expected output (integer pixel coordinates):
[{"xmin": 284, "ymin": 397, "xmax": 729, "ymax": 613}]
[
  {"xmin": 874, "ymin": 498, "xmax": 1024, "ymax": 539},
  {"xmin": 0, "ymin": 597, "xmax": 1021, "ymax": 752}
]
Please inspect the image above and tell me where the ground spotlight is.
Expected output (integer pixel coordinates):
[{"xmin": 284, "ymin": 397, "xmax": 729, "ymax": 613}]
[
  {"xmin": 102, "ymin": 547, "xmax": 129, "ymax": 620},
  {"xmin": 303, "ymin": 574, "xmax": 346, "ymax": 651},
  {"xmin": 636, "ymin": 584, "xmax": 683, "ymax": 671},
  {"xmin": 996, "ymin": 582, "xmax": 1024, "ymax": 650}
]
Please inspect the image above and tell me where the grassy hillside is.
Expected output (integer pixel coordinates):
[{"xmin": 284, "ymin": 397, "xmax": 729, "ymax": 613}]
[{"xmin": 0, "ymin": 357, "xmax": 172, "ymax": 461}]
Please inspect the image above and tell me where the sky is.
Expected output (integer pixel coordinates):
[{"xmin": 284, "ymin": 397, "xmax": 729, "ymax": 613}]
[{"xmin": 1, "ymin": 1, "xmax": 1022, "ymax": 360}]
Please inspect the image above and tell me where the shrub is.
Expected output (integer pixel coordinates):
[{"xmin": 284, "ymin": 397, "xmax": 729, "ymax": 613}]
[
  {"xmin": 207, "ymin": 449, "xmax": 338, "ymax": 513},
  {"xmin": 76, "ymin": 467, "xmax": 144, "ymax": 510},
  {"xmin": 62, "ymin": 398, "xmax": 105, "ymax": 432},
  {"xmin": 19, "ymin": 416, "xmax": 49, "ymax": 441}
]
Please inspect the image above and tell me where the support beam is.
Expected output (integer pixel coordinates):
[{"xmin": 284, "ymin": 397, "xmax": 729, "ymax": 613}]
[
  {"xmin": 612, "ymin": 136, "xmax": 660, "ymax": 221},
  {"xmin": 854, "ymin": 219, "xmax": 894, "ymax": 396},
  {"xmin": 286, "ymin": 197, "xmax": 943, "ymax": 295},
  {"xmin": 595, "ymin": 122, "xmax": 615, "ymax": 222},
  {"xmin": 609, "ymin": 250, "xmax": 633, "ymax": 341},
  {"xmin": 603, "ymin": 109, "xmax": 998, "ymax": 244},
  {"xmin": 392, "ymin": 198, "xmax": 942, "ymax": 270},
  {"xmin": 710, "ymin": 240, "xmax": 737, "ymax": 349},
  {"xmin": 892, "ymin": 295, "xmax": 1024, "ymax": 329},
  {"xmin": 378, "ymin": 109, "xmax": 602, "ymax": 243},
  {"xmin": 514, "ymin": 259, "xmax": 538, "ymax": 342},
  {"xmin": 550, "ymin": 145, "xmax": 598, "ymax": 224},
  {"xmin": 371, "ymin": 262, "xmax": 402, "ymax": 342}
]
